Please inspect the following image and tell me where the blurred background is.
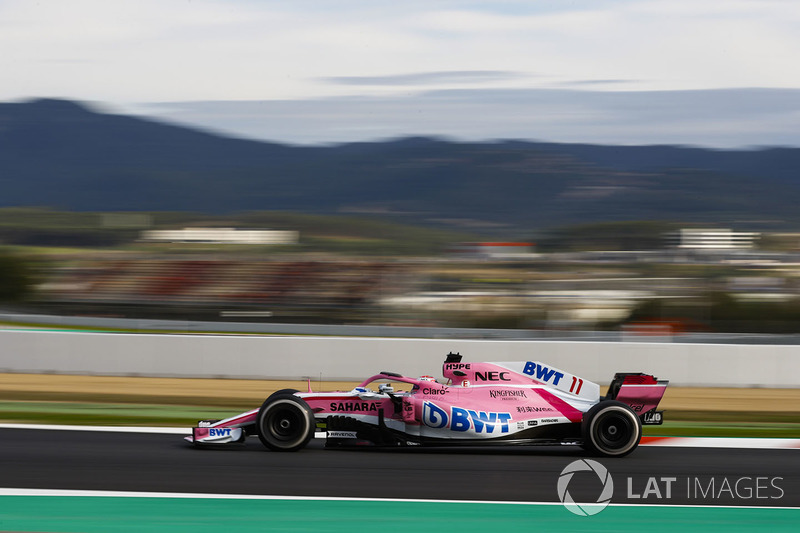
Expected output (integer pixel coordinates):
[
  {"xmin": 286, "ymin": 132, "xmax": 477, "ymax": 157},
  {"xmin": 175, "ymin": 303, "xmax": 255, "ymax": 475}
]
[
  {"xmin": 3, "ymin": 0, "xmax": 800, "ymax": 341},
  {"xmin": 2, "ymin": 102, "xmax": 800, "ymax": 340}
]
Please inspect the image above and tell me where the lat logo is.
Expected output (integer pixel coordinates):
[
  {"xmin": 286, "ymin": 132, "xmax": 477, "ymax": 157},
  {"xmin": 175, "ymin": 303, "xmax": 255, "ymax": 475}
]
[
  {"xmin": 422, "ymin": 402, "xmax": 512, "ymax": 433},
  {"xmin": 209, "ymin": 428, "xmax": 232, "ymax": 437},
  {"xmin": 522, "ymin": 362, "xmax": 565, "ymax": 386}
]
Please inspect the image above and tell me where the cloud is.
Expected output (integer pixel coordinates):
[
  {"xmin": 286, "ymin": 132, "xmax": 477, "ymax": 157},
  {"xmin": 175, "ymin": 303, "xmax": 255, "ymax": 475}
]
[
  {"xmin": 557, "ymin": 80, "xmax": 637, "ymax": 88},
  {"xmin": 323, "ymin": 71, "xmax": 525, "ymax": 87},
  {"xmin": 2, "ymin": 0, "xmax": 800, "ymax": 103}
]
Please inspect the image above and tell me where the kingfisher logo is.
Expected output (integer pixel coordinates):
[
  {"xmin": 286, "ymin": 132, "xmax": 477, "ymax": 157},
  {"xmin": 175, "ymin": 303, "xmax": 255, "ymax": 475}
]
[
  {"xmin": 422, "ymin": 402, "xmax": 512, "ymax": 433},
  {"xmin": 557, "ymin": 459, "xmax": 614, "ymax": 516},
  {"xmin": 489, "ymin": 389, "xmax": 526, "ymax": 399}
]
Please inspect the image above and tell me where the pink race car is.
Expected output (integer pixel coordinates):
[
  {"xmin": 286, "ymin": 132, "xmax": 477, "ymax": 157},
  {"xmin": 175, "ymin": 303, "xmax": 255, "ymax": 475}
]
[{"xmin": 187, "ymin": 353, "xmax": 668, "ymax": 457}]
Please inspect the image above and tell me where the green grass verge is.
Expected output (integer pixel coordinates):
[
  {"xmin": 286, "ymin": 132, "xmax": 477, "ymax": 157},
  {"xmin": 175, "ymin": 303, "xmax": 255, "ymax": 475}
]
[
  {"xmin": 0, "ymin": 320, "xmax": 276, "ymax": 336},
  {"xmin": 644, "ymin": 420, "xmax": 800, "ymax": 438},
  {"xmin": 0, "ymin": 400, "xmax": 239, "ymax": 427},
  {"xmin": 666, "ymin": 410, "xmax": 800, "ymax": 423}
]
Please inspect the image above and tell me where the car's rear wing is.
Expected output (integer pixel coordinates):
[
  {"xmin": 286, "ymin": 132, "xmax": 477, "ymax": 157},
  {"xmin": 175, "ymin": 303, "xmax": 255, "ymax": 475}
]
[{"xmin": 606, "ymin": 373, "xmax": 669, "ymax": 424}]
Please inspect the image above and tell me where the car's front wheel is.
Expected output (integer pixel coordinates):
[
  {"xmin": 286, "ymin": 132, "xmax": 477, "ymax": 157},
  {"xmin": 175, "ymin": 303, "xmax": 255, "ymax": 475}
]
[
  {"xmin": 256, "ymin": 393, "xmax": 315, "ymax": 452},
  {"xmin": 582, "ymin": 400, "xmax": 642, "ymax": 457}
]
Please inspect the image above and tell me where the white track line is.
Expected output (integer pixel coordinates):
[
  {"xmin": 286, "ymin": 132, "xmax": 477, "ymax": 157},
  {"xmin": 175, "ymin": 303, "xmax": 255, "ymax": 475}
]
[
  {"xmin": 0, "ymin": 488, "xmax": 798, "ymax": 510},
  {"xmin": 0, "ymin": 423, "xmax": 324, "ymax": 437},
  {"xmin": 2, "ymin": 424, "xmax": 798, "ymax": 449},
  {"xmin": 0, "ymin": 423, "xmax": 189, "ymax": 434}
]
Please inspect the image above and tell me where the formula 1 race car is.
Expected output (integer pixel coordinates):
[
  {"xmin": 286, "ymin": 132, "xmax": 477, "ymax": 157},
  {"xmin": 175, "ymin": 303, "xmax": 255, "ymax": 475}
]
[{"xmin": 187, "ymin": 353, "xmax": 668, "ymax": 457}]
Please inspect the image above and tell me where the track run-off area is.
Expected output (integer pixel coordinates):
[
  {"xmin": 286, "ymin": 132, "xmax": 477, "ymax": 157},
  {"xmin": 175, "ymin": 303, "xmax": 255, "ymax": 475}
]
[{"xmin": 0, "ymin": 425, "xmax": 798, "ymax": 532}]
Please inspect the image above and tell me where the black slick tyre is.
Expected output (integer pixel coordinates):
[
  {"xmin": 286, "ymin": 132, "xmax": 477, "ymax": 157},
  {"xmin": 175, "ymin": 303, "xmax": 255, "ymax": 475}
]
[
  {"xmin": 269, "ymin": 388, "xmax": 300, "ymax": 397},
  {"xmin": 582, "ymin": 400, "xmax": 642, "ymax": 457},
  {"xmin": 256, "ymin": 393, "xmax": 315, "ymax": 452}
]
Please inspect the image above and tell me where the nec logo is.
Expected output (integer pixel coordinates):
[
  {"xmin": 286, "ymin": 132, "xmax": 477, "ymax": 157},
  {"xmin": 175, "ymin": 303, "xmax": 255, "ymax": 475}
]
[
  {"xmin": 209, "ymin": 428, "xmax": 232, "ymax": 437},
  {"xmin": 422, "ymin": 402, "xmax": 512, "ymax": 434},
  {"xmin": 475, "ymin": 371, "xmax": 511, "ymax": 382},
  {"xmin": 522, "ymin": 362, "xmax": 565, "ymax": 386}
]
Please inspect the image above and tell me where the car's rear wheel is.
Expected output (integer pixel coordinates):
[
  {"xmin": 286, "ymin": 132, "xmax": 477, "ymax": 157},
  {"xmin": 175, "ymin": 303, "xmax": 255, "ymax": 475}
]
[
  {"xmin": 582, "ymin": 400, "xmax": 642, "ymax": 457},
  {"xmin": 256, "ymin": 393, "xmax": 315, "ymax": 452}
]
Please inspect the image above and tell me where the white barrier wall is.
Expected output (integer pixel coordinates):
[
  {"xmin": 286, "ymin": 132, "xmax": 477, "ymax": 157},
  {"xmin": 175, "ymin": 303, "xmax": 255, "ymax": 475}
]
[{"xmin": 1, "ymin": 329, "xmax": 799, "ymax": 387}]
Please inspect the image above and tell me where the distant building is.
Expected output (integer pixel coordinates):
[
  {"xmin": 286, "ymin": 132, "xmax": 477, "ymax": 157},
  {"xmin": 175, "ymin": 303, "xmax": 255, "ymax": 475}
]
[
  {"xmin": 451, "ymin": 242, "xmax": 536, "ymax": 258},
  {"xmin": 140, "ymin": 227, "xmax": 299, "ymax": 245},
  {"xmin": 665, "ymin": 229, "xmax": 759, "ymax": 250}
]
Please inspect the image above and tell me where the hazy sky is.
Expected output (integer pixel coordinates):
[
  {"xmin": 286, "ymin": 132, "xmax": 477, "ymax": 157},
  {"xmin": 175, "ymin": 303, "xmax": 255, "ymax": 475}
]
[{"xmin": 3, "ymin": 0, "xmax": 800, "ymax": 147}]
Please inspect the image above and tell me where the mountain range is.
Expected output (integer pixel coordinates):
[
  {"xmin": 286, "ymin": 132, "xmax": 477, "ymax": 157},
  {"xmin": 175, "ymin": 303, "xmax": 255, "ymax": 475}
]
[{"xmin": 2, "ymin": 98, "xmax": 800, "ymax": 232}]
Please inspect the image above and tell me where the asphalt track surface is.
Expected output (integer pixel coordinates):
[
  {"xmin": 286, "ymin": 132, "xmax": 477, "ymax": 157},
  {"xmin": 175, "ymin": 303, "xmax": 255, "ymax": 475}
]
[{"xmin": 1, "ymin": 428, "xmax": 797, "ymax": 507}]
